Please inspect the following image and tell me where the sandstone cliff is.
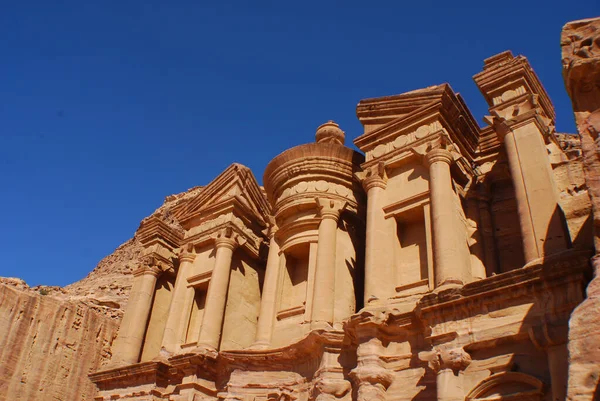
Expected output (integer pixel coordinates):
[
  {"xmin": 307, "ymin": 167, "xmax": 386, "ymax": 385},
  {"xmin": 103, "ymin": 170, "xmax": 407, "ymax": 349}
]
[
  {"xmin": 0, "ymin": 185, "xmax": 203, "ymax": 401},
  {"xmin": 562, "ymin": 17, "xmax": 600, "ymax": 401}
]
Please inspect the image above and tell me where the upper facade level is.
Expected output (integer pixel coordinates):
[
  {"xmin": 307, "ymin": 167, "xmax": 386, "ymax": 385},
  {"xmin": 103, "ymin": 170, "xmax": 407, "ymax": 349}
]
[{"xmin": 101, "ymin": 50, "xmax": 591, "ymax": 374}]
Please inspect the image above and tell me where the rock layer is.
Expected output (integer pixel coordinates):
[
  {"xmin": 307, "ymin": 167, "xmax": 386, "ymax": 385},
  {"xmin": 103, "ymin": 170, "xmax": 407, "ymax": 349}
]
[
  {"xmin": 0, "ymin": 185, "xmax": 204, "ymax": 401},
  {"xmin": 0, "ymin": 284, "xmax": 118, "ymax": 401},
  {"xmin": 561, "ymin": 16, "xmax": 600, "ymax": 401}
]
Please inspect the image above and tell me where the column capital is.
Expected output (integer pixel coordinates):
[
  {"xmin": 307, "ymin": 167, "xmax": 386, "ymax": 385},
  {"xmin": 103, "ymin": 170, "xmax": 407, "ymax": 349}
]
[
  {"xmin": 266, "ymin": 218, "xmax": 279, "ymax": 240},
  {"xmin": 423, "ymin": 347, "xmax": 472, "ymax": 374},
  {"xmin": 424, "ymin": 148, "xmax": 453, "ymax": 167},
  {"xmin": 349, "ymin": 365, "xmax": 394, "ymax": 389},
  {"xmin": 133, "ymin": 260, "xmax": 162, "ymax": 278},
  {"xmin": 178, "ymin": 242, "xmax": 197, "ymax": 264},
  {"xmin": 361, "ymin": 162, "xmax": 387, "ymax": 192},
  {"xmin": 214, "ymin": 227, "xmax": 241, "ymax": 251},
  {"xmin": 315, "ymin": 198, "xmax": 347, "ymax": 222}
]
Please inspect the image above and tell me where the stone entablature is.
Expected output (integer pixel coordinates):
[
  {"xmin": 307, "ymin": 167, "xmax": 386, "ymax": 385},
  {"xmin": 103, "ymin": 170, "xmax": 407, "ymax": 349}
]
[{"xmin": 90, "ymin": 45, "xmax": 597, "ymax": 401}]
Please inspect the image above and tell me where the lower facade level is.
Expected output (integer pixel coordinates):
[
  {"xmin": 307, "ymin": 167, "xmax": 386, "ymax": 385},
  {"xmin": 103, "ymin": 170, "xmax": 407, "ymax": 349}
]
[{"xmin": 90, "ymin": 249, "xmax": 589, "ymax": 401}]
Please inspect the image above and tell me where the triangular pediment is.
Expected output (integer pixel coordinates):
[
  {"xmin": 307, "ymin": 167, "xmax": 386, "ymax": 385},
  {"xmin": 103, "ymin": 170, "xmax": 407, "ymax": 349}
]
[{"xmin": 174, "ymin": 163, "xmax": 271, "ymax": 228}]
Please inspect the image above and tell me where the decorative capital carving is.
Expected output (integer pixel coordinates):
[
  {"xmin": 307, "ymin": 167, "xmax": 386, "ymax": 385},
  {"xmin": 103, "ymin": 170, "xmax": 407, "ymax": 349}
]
[
  {"xmin": 133, "ymin": 256, "xmax": 163, "ymax": 277},
  {"xmin": 179, "ymin": 242, "xmax": 197, "ymax": 264},
  {"xmin": 265, "ymin": 216, "xmax": 279, "ymax": 240},
  {"xmin": 420, "ymin": 347, "xmax": 471, "ymax": 374},
  {"xmin": 361, "ymin": 162, "xmax": 387, "ymax": 192},
  {"xmin": 214, "ymin": 226, "xmax": 242, "ymax": 251},
  {"xmin": 424, "ymin": 148, "xmax": 453, "ymax": 168},
  {"xmin": 315, "ymin": 198, "xmax": 347, "ymax": 222},
  {"xmin": 349, "ymin": 365, "xmax": 394, "ymax": 389}
]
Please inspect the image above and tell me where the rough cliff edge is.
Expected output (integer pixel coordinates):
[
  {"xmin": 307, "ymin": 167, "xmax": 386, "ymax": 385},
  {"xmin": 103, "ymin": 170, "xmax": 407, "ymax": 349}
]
[{"xmin": 0, "ymin": 185, "xmax": 203, "ymax": 401}]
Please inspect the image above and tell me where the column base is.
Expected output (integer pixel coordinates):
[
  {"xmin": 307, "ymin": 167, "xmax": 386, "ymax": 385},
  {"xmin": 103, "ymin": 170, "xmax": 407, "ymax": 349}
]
[
  {"xmin": 434, "ymin": 279, "xmax": 464, "ymax": 293},
  {"xmin": 249, "ymin": 341, "xmax": 270, "ymax": 350},
  {"xmin": 151, "ymin": 348, "xmax": 172, "ymax": 363},
  {"xmin": 192, "ymin": 343, "xmax": 219, "ymax": 358},
  {"xmin": 311, "ymin": 320, "xmax": 333, "ymax": 331}
]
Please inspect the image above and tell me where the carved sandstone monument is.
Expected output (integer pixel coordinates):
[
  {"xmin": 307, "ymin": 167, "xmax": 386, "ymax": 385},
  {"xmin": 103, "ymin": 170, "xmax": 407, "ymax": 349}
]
[
  {"xmin": 88, "ymin": 46, "xmax": 598, "ymax": 401},
  {"xmin": 2, "ymin": 19, "xmax": 600, "ymax": 401}
]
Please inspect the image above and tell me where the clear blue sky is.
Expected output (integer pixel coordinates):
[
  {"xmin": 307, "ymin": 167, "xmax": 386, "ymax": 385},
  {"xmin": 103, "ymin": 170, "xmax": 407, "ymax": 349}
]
[{"xmin": 0, "ymin": 1, "xmax": 595, "ymax": 287}]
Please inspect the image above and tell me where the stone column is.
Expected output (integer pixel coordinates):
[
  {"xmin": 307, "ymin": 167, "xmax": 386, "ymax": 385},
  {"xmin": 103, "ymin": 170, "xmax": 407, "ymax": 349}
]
[
  {"xmin": 197, "ymin": 230, "xmax": 238, "ymax": 351},
  {"xmin": 252, "ymin": 225, "xmax": 281, "ymax": 349},
  {"xmin": 425, "ymin": 149, "xmax": 469, "ymax": 288},
  {"xmin": 361, "ymin": 163, "xmax": 390, "ymax": 305},
  {"xmin": 311, "ymin": 198, "xmax": 346, "ymax": 329},
  {"xmin": 160, "ymin": 243, "xmax": 196, "ymax": 353},
  {"xmin": 111, "ymin": 260, "xmax": 161, "ymax": 366},
  {"xmin": 500, "ymin": 125, "xmax": 548, "ymax": 263}
]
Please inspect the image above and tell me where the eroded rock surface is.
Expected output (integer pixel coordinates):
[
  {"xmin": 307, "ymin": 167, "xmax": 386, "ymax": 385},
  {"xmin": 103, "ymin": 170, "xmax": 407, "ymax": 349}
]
[
  {"xmin": 0, "ymin": 185, "xmax": 203, "ymax": 401},
  {"xmin": 562, "ymin": 16, "xmax": 600, "ymax": 401}
]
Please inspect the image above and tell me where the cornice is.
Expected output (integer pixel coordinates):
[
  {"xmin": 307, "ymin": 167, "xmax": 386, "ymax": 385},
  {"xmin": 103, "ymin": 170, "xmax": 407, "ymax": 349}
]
[
  {"xmin": 136, "ymin": 215, "xmax": 183, "ymax": 250},
  {"xmin": 417, "ymin": 249, "xmax": 591, "ymax": 316},
  {"xmin": 183, "ymin": 217, "xmax": 264, "ymax": 258},
  {"xmin": 473, "ymin": 50, "xmax": 555, "ymax": 123},
  {"xmin": 356, "ymin": 84, "xmax": 449, "ymax": 125},
  {"xmin": 264, "ymin": 143, "xmax": 363, "ymax": 204},
  {"xmin": 344, "ymin": 249, "xmax": 591, "ymax": 346},
  {"xmin": 89, "ymin": 361, "xmax": 170, "ymax": 387},
  {"xmin": 355, "ymin": 85, "xmax": 481, "ymax": 161},
  {"xmin": 218, "ymin": 329, "xmax": 346, "ymax": 371}
]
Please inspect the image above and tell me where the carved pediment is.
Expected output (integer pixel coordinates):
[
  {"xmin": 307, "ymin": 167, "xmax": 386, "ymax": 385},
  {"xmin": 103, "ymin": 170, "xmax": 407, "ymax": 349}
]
[{"xmin": 174, "ymin": 164, "xmax": 272, "ymax": 229}]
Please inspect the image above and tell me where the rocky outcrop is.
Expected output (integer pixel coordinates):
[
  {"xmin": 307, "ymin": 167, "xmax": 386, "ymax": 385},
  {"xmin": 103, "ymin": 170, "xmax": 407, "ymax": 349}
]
[
  {"xmin": 0, "ymin": 284, "xmax": 118, "ymax": 401},
  {"xmin": 551, "ymin": 134, "xmax": 593, "ymax": 247},
  {"xmin": 561, "ymin": 16, "xmax": 600, "ymax": 401},
  {"xmin": 0, "ymin": 185, "xmax": 204, "ymax": 401}
]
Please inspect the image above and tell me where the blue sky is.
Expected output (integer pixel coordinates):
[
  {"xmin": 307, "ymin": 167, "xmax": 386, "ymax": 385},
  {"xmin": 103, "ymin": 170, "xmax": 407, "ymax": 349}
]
[{"xmin": 0, "ymin": 1, "xmax": 595, "ymax": 286}]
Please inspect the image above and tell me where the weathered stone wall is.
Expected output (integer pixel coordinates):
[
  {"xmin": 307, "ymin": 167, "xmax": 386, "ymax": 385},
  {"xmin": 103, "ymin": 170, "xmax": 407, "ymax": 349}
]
[
  {"xmin": 561, "ymin": 17, "xmax": 600, "ymax": 401},
  {"xmin": 0, "ymin": 185, "xmax": 204, "ymax": 401},
  {"xmin": 0, "ymin": 284, "xmax": 118, "ymax": 401}
]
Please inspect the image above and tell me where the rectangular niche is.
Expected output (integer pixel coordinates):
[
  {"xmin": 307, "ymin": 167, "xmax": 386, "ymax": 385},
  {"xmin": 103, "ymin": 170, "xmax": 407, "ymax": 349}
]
[
  {"xmin": 277, "ymin": 243, "xmax": 309, "ymax": 320},
  {"xmin": 185, "ymin": 287, "xmax": 207, "ymax": 344},
  {"xmin": 393, "ymin": 205, "xmax": 431, "ymax": 295}
]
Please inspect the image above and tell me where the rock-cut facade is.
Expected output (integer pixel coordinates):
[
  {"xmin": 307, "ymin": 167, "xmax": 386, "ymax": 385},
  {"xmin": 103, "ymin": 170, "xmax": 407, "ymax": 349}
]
[{"xmin": 90, "ymin": 21, "xmax": 600, "ymax": 401}]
